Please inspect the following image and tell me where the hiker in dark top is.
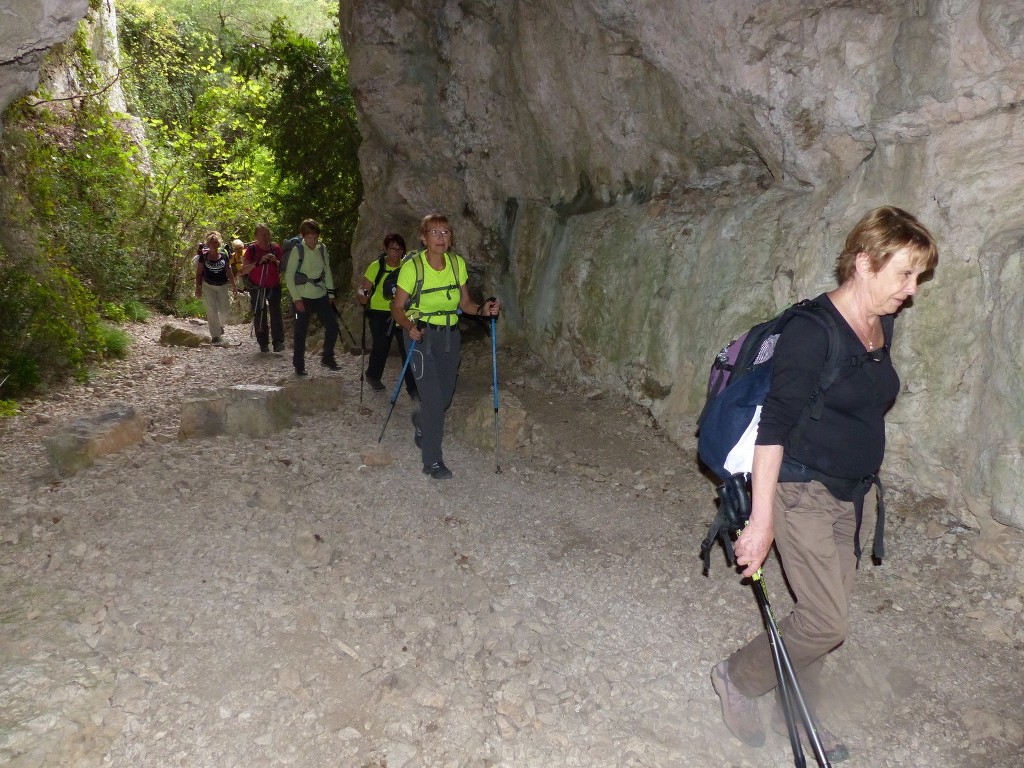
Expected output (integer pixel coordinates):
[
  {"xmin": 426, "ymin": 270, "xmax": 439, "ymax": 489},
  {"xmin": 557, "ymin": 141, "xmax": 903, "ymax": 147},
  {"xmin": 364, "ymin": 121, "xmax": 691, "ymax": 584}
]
[
  {"xmin": 710, "ymin": 206, "xmax": 939, "ymax": 761},
  {"xmin": 391, "ymin": 213, "xmax": 500, "ymax": 480},
  {"xmin": 241, "ymin": 223, "xmax": 285, "ymax": 354},
  {"xmin": 356, "ymin": 233, "xmax": 417, "ymax": 397},
  {"xmin": 195, "ymin": 230, "xmax": 237, "ymax": 346}
]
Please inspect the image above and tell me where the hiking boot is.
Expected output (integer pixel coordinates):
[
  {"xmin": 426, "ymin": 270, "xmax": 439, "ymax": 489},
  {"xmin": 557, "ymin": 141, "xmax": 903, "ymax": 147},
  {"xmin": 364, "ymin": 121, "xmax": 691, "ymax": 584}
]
[
  {"xmin": 411, "ymin": 412, "xmax": 423, "ymax": 448},
  {"xmin": 771, "ymin": 704, "xmax": 849, "ymax": 762},
  {"xmin": 711, "ymin": 661, "xmax": 765, "ymax": 747},
  {"xmin": 273, "ymin": 342, "xmax": 285, "ymax": 353},
  {"xmin": 295, "ymin": 368, "xmax": 309, "ymax": 378},
  {"xmin": 259, "ymin": 343, "xmax": 270, "ymax": 354},
  {"xmin": 366, "ymin": 376, "xmax": 385, "ymax": 391},
  {"xmin": 321, "ymin": 356, "xmax": 340, "ymax": 371},
  {"xmin": 423, "ymin": 461, "xmax": 453, "ymax": 480},
  {"xmin": 211, "ymin": 336, "xmax": 222, "ymax": 344}
]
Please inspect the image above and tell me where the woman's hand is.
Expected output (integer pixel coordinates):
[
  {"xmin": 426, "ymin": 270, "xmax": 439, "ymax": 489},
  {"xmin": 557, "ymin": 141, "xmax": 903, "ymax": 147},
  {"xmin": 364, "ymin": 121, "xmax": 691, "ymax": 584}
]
[
  {"xmin": 734, "ymin": 517, "xmax": 774, "ymax": 578},
  {"xmin": 408, "ymin": 323, "xmax": 424, "ymax": 342},
  {"xmin": 480, "ymin": 297, "xmax": 501, "ymax": 317}
]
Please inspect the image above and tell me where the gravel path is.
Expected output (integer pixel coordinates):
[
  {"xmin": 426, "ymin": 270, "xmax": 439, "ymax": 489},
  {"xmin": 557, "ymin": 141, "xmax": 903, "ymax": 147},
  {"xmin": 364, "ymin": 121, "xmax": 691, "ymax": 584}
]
[{"xmin": 0, "ymin": 315, "xmax": 1022, "ymax": 768}]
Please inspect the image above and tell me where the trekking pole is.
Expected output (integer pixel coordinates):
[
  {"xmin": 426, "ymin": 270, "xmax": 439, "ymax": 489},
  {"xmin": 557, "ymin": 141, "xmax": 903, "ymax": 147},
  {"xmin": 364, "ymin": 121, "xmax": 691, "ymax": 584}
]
[
  {"xmin": 378, "ymin": 334, "xmax": 418, "ymax": 444},
  {"xmin": 259, "ymin": 286, "xmax": 268, "ymax": 338},
  {"xmin": 720, "ymin": 475, "xmax": 831, "ymax": 768},
  {"xmin": 249, "ymin": 285, "xmax": 261, "ymax": 338},
  {"xmin": 360, "ymin": 309, "xmax": 367, "ymax": 404},
  {"xmin": 331, "ymin": 304, "xmax": 359, "ymax": 348},
  {"xmin": 488, "ymin": 302, "xmax": 501, "ymax": 474}
]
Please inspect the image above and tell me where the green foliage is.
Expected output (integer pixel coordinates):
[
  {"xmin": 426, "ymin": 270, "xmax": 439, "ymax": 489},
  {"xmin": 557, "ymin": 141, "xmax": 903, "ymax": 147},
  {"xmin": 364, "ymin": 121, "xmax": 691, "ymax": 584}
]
[
  {"xmin": 117, "ymin": 2, "xmax": 216, "ymax": 131},
  {"xmin": 102, "ymin": 300, "xmax": 150, "ymax": 323},
  {"xmin": 0, "ymin": 259, "xmax": 107, "ymax": 396},
  {"xmin": 99, "ymin": 323, "xmax": 132, "ymax": 358},
  {"xmin": 101, "ymin": 302, "xmax": 129, "ymax": 323},
  {"xmin": 159, "ymin": 0, "xmax": 338, "ymax": 42},
  {"xmin": 173, "ymin": 296, "xmax": 207, "ymax": 318},
  {"xmin": 0, "ymin": 400, "xmax": 19, "ymax": 419},
  {"xmin": 231, "ymin": 21, "xmax": 362, "ymax": 275},
  {"xmin": 123, "ymin": 300, "xmax": 150, "ymax": 322},
  {"xmin": 0, "ymin": 1, "xmax": 363, "ymax": 400}
]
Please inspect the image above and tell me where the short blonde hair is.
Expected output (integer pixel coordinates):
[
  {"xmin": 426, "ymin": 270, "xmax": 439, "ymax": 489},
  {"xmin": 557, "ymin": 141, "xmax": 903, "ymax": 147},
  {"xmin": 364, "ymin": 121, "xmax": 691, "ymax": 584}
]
[
  {"xmin": 419, "ymin": 213, "xmax": 450, "ymax": 236},
  {"xmin": 835, "ymin": 206, "xmax": 938, "ymax": 284}
]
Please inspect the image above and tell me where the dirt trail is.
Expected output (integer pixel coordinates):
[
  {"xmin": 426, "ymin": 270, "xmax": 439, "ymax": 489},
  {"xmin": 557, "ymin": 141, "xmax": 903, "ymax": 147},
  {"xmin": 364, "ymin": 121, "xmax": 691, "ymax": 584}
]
[{"xmin": 0, "ymin": 316, "xmax": 1021, "ymax": 768}]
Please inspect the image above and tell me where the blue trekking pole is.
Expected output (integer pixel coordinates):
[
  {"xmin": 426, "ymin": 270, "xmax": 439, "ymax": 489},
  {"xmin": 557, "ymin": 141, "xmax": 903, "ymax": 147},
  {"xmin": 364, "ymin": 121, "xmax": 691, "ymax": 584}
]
[
  {"xmin": 488, "ymin": 299, "xmax": 501, "ymax": 474},
  {"xmin": 378, "ymin": 335, "xmax": 418, "ymax": 444}
]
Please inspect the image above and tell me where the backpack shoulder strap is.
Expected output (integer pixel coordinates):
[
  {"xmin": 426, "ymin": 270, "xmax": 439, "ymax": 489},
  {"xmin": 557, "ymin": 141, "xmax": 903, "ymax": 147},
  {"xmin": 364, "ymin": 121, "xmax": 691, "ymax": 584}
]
[
  {"xmin": 411, "ymin": 251, "xmax": 426, "ymax": 307},
  {"xmin": 450, "ymin": 253, "xmax": 464, "ymax": 288},
  {"xmin": 369, "ymin": 253, "xmax": 388, "ymax": 293}
]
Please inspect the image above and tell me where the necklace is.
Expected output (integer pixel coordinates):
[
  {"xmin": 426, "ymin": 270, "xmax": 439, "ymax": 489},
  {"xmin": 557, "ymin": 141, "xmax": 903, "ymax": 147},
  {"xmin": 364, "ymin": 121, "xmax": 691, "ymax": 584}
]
[{"xmin": 830, "ymin": 288, "xmax": 880, "ymax": 351}]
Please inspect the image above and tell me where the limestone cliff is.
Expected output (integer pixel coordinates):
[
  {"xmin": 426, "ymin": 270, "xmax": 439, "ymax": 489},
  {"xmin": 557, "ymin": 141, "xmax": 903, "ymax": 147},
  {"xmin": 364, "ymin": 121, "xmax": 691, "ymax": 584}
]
[
  {"xmin": 0, "ymin": 0, "xmax": 91, "ymax": 129},
  {"xmin": 341, "ymin": 0, "xmax": 1024, "ymax": 531}
]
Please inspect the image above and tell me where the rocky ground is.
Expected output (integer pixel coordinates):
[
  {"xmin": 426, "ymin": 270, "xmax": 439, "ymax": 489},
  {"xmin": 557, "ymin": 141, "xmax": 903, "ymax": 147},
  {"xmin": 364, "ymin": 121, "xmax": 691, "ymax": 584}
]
[{"xmin": 1, "ymin": 314, "xmax": 1022, "ymax": 768}]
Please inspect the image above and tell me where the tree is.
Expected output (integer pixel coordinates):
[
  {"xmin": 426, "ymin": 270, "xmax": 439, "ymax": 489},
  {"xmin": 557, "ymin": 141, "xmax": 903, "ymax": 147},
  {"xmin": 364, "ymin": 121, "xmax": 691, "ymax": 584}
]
[{"xmin": 232, "ymin": 20, "xmax": 362, "ymax": 276}]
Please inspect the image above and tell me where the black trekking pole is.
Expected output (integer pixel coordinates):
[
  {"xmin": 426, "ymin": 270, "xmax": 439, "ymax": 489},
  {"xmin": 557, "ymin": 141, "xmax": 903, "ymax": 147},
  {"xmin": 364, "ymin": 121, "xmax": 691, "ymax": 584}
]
[
  {"xmin": 719, "ymin": 475, "xmax": 832, "ymax": 768},
  {"xmin": 331, "ymin": 304, "xmax": 359, "ymax": 348},
  {"xmin": 488, "ymin": 301, "xmax": 501, "ymax": 474},
  {"xmin": 360, "ymin": 309, "xmax": 368, "ymax": 404},
  {"xmin": 378, "ymin": 333, "xmax": 418, "ymax": 444},
  {"xmin": 249, "ymin": 285, "xmax": 264, "ymax": 339}
]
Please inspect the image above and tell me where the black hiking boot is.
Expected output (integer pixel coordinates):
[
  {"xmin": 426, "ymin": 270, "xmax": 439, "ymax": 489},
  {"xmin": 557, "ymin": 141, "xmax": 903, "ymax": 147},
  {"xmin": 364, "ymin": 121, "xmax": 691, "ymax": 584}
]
[{"xmin": 423, "ymin": 461, "xmax": 452, "ymax": 480}]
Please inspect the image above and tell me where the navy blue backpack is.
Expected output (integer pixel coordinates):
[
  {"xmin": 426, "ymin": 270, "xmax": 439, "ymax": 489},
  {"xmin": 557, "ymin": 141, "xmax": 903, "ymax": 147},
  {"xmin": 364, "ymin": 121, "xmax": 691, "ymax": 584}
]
[
  {"xmin": 697, "ymin": 299, "xmax": 892, "ymax": 572},
  {"xmin": 697, "ymin": 300, "xmax": 843, "ymax": 483}
]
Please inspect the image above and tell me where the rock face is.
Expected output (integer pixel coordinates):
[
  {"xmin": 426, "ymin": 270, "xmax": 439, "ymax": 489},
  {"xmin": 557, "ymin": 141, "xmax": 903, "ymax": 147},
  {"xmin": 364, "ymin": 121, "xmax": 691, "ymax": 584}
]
[
  {"xmin": 0, "ymin": 0, "xmax": 90, "ymax": 131},
  {"xmin": 340, "ymin": 0, "xmax": 1024, "ymax": 530}
]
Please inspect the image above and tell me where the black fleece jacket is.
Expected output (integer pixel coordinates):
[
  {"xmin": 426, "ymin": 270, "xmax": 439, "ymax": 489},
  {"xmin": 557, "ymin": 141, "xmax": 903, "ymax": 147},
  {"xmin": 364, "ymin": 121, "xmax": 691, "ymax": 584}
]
[{"xmin": 755, "ymin": 293, "xmax": 900, "ymax": 480}]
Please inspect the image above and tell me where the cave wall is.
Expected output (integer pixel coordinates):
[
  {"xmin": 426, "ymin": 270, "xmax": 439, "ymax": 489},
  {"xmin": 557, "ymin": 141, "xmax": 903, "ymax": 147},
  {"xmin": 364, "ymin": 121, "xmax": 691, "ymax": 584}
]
[{"xmin": 340, "ymin": 0, "xmax": 1024, "ymax": 531}]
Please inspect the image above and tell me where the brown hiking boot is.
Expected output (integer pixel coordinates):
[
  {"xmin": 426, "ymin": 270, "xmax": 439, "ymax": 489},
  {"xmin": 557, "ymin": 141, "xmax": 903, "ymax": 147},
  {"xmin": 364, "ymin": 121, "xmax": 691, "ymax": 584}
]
[
  {"xmin": 772, "ymin": 704, "xmax": 850, "ymax": 762},
  {"xmin": 711, "ymin": 661, "xmax": 765, "ymax": 747}
]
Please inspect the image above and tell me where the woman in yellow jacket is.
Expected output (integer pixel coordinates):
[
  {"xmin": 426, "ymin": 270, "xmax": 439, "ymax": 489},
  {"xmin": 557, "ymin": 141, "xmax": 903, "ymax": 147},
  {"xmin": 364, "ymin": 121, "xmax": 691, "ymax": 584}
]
[{"xmin": 391, "ymin": 213, "xmax": 500, "ymax": 479}]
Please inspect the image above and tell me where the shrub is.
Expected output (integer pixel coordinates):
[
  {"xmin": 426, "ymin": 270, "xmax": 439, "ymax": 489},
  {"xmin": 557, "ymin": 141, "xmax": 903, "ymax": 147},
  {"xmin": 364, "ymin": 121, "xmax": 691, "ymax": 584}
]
[
  {"xmin": 173, "ymin": 296, "xmax": 206, "ymax": 318},
  {"xmin": 102, "ymin": 302, "xmax": 129, "ymax": 323},
  {"xmin": 0, "ymin": 400, "xmax": 19, "ymax": 419},
  {"xmin": 99, "ymin": 323, "xmax": 131, "ymax": 358},
  {"xmin": 123, "ymin": 300, "xmax": 150, "ymax": 322}
]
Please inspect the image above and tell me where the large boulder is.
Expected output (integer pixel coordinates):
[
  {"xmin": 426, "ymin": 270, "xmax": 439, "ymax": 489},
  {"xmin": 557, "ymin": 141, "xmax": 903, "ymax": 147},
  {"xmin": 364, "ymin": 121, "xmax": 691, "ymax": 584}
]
[
  {"xmin": 279, "ymin": 377, "xmax": 345, "ymax": 416},
  {"xmin": 159, "ymin": 324, "xmax": 205, "ymax": 348},
  {"xmin": 456, "ymin": 391, "xmax": 529, "ymax": 454},
  {"xmin": 43, "ymin": 403, "xmax": 146, "ymax": 477},
  {"xmin": 179, "ymin": 385, "xmax": 294, "ymax": 440}
]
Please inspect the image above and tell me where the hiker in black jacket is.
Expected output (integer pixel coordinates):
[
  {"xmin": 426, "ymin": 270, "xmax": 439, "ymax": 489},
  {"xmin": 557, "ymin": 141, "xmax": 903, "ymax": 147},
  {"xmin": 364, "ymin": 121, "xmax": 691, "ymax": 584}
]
[{"xmin": 710, "ymin": 206, "xmax": 939, "ymax": 761}]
